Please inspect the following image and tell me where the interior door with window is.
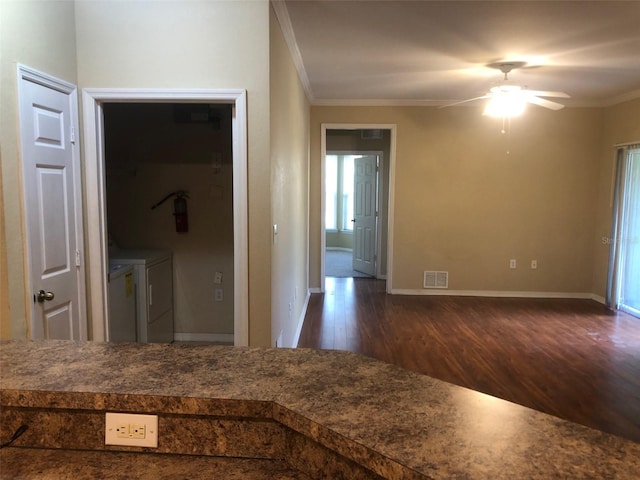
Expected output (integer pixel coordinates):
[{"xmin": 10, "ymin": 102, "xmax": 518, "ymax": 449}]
[
  {"xmin": 353, "ymin": 155, "xmax": 377, "ymax": 276},
  {"xmin": 18, "ymin": 66, "xmax": 86, "ymax": 340}
]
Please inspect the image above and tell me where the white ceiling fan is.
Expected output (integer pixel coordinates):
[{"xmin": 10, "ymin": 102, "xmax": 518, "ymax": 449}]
[{"xmin": 442, "ymin": 62, "xmax": 570, "ymax": 117}]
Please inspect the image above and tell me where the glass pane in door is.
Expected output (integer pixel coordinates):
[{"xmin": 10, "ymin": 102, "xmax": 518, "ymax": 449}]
[{"xmin": 619, "ymin": 148, "xmax": 640, "ymax": 316}]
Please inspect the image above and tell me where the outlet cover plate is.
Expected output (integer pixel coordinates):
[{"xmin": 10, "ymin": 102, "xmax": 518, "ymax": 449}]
[{"xmin": 105, "ymin": 412, "xmax": 158, "ymax": 447}]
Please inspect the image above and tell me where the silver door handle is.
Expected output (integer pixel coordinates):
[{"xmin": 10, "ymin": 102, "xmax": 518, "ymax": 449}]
[{"xmin": 36, "ymin": 290, "xmax": 55, "ymax": 302}]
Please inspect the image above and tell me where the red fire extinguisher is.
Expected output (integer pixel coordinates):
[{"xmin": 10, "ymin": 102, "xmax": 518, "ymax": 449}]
[
  {"xmin": 173, "ymin": 192, "xmax": 189, "ymax": 233},
  {"xmin": 151, "ymin": 190, "xmax": 190, "ymax": 233}
]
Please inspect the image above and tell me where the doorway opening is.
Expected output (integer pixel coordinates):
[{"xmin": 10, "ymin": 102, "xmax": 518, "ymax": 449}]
[
  {"xmin": 320, "ymin": 125, "xmax": 396, "ymax": 292},
  {"xmin": 325, "ymin": 152, "xmax": 380, "ymax": 278},
  {"xmin": 82, "ymin": 89, "xmax": 248, "ymax": 346},
  {"xmin": 103, "ymin": 103, "xmax": 234, "ymax": 343}
]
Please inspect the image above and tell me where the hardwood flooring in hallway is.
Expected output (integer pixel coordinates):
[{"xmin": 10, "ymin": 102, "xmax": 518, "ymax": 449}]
[{"xmin": 297, "ymin": 277, "xmax": 640, "ymax": 443}]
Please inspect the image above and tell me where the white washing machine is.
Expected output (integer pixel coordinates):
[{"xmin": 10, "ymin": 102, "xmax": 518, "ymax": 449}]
[
  {"xmin": 108, "ymin": 264, "xmax": 136, "ymax": 342},
  {"xmin": 109, "ymin": 250, "xmax": 174, "ymax": 343}
]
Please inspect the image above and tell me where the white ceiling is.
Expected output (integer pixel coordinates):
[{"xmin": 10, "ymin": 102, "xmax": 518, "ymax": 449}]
[{"xmin": 278, "ymin": 0, "xmax": 640, "ymax": 106}]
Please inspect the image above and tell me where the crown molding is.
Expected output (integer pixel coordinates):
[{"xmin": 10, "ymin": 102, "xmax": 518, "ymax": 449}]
[
  {"xmin": 311, "ymin": 92, "xmax": 640, "ymax": 108},
  {"xmin": 311, "ymin": 98, "xmax": 446, "ymax": 107},
  {"xmin": 271, "ymin": 0, "xmax": 315, "ymax": 102}
]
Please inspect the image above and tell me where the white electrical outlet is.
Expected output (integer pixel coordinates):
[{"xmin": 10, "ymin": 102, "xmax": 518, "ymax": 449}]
[
  {"xmin": 531, "ymin": 259, "xmax": 538, "ymax": 269},
  {"xmin": 214, "ymin": 271, "xmax": 223, "ymax": 284},
  {"xmin": 115, "ymin": 423, "xmax": 129, "ymax": 438},
  {"xmin": 509, "ymin": 259, "xmax": 517, "ymax": 269},
  {"xmin": 215, "ymin": 288, "xmax": 224, "ymax": 301},
  {"xmin": 131, "ymin": 424, "xmax": 146, "ymax": 439},
  {"xmin": 105, "ymin": 413, "xmax": 158, "ymax": 448}
]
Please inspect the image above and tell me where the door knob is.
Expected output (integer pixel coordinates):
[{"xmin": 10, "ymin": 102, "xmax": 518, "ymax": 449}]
[{"xmin": 36, "ymin": 290, "xmax": 55, "ymax": 302}]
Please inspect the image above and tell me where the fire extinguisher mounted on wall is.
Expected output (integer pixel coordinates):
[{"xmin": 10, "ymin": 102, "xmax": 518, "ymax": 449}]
[{"xmin": 151, "ymin": 190, "xmax": 190, "ymax": 233}]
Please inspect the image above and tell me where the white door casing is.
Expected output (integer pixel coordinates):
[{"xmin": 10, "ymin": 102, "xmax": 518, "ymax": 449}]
[
  {"xmin": 353, "ymin": 155, "xmax": 377, "ymax": 277},
  {"xmin": 17, "ymin": 65, "xmax": 86, "ymax": 340},
  {"xmin": 82, "ymin": 88, "xmax": 248, "ymax": 346}
]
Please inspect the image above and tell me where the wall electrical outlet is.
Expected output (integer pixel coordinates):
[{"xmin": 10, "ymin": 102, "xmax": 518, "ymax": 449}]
[
  {"xmin": 105, "ymin": 413, "xmax": 158, "ymax": 448},
  {"xmin": 214, "ymin": 288, "xmax": 224, "ymax": 301},
  {"xmin": 214, "ymin": 271, "xmax": 223, "ymax": 284},
  {"xmin": 115, "ymin": 423, "xmax": 130, "ymax": 438},
  {"xmin": 531, "ymin": 259, "xmax": 538, "ymax": 269},
  {"xmin": 509, "ymin": 259, "xmax": 517, "ymax": 269},
  {"xmin": 131, "ymin": 424, "xmax": 146, "ymax": 439}
]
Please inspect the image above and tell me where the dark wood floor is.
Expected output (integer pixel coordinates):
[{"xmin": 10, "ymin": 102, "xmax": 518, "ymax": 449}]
[{"xmin": 297, "ymin": 277, "xmax": 640, "ymax": 443}]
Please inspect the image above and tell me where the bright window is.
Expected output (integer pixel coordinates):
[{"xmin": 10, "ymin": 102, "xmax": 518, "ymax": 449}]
[
  {"xmin": 609, "ymin": 145, "xmax": 640, "ymax": 318},
  {"xmin": 325, "ymin": 155, "xmax": 356, "ymax": 232},
  {"xmin": 618, "ymin": 147, "xmax": 640, "ymax": 316},
  {"xmin": 325, "ymin": 155, "xmax": 337, "ymax": 230}
]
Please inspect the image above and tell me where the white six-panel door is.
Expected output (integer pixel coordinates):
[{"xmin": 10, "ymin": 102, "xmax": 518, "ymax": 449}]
[
  {"xmin": 18, "ymin": 66, "xmax": 86, "ymax": 340},
  {"xmin": 353, "ymin": 155, "xmax": 377, "ymax": 276}
]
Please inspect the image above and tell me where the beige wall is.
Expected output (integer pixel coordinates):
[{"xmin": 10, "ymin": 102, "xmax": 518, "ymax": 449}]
[
  {"xmin": 0, "ymin": 0, "xmax": 78, "ymax": 338},
  {"xmin": 270, "ymin": 5, "xmax": 310, "ymax": 347},
  {"xmin": 75, "ymin": 0, "xmax": 272, "ymax": 346},
  {"xmin": 591, "ymin": 98, "xmax": 640, "ymax": 297},
  {"xmin": 326, "ymin": 232, "xmax": 353, "ymax": 250},
  {"xmin": 311, "ymin": 105, "xmax": 607, "ymax": 294},
  {"xmin": 104, "ymin": 104, "xmax": 234, "ymax": 336}
]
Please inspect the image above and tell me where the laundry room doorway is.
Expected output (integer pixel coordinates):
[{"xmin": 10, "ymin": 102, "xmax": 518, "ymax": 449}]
[{"xmin": 82, "ymin": 89, "xmax": 248, "ymax": 346}]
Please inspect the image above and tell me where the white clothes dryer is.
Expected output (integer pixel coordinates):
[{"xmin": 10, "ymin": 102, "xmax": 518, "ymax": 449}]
[
  {"xmin": 109, "ymin": 250, "xmax": 174, "ymax": 343},
  {"xmin": 108, "ymin": 264, "xmax": 136, "ymax": 342}
]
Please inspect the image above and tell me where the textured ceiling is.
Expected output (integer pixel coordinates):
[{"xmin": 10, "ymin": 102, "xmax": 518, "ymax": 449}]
[{"xmin": 279, "ymin": 0, "xmax": 640, "ymax": 106}]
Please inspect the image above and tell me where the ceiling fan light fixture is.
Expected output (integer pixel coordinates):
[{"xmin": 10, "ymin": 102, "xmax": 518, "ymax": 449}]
[{"xmin": 483, "ymin": 88, "xmax": 527, "ymax": 118}]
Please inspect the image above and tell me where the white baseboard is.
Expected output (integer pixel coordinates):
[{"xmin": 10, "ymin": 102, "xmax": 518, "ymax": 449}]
[
  {"xmin": 326, "ymin": 247, "xmax": 352, "ymax": 252},
  {"xmin": 173, "ymin": 333, "xmax": 234, "ymax": 344},
  {"xmin": 390, "ymin": 289, "xmax": 597, "ymax": 299},
  {"xmin": 309, "ymin": 287, "xmax": 602, "ymax": 301},
  {"xmin": 291, "ymin": 290, "xmax": 311, "ymax": 348}
]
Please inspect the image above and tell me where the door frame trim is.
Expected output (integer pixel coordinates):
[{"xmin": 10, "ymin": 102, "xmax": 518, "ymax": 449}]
[
  {"xmin": 320, "ymin": 124, "xmax": 397, "ymax": 293},
  {"xmin": 81, "ymin": 88, "xmax": 249, "ymax": 346},
  {"xmin": 17, "ymin": 64, "xmax": 87, "ymax": 339}
]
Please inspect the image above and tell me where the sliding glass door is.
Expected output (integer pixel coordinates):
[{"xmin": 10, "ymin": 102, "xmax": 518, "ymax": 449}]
[{"xmin": 610, "ymin": 145, "xmax": 640, "ymax": 317}]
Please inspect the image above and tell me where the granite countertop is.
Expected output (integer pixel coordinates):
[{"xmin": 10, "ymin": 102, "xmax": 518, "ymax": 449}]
[
  {"xmin": 0, "ymin": 448, "xmax": 311, "ymax": 480},
  {"xmin": 1, "ymin": 340, "xmax": 639, "ymax": 479}
]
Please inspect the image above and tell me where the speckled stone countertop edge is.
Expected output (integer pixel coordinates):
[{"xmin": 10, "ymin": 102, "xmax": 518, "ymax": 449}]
[
  {"xmin": 2, "ymin": 340, "xmax": 640, "ymax": 480},
  {"xmin": 0, "ymin": 387, "xmax": 418, "ymax": 479},
  {"xmin": 0, "ymin": 389, "xmax": 275, "ymax": 418}
]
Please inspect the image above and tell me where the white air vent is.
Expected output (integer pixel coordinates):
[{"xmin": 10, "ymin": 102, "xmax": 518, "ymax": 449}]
[
  {"xmin": 361, "ymin": 129, "xmax": 383, "ymax": 140},
  {"xmin": 423, "ymin": 271, "xmax": 448, "ymax": 289}
]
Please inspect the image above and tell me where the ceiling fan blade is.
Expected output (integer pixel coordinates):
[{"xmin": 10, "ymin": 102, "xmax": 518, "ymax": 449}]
[
  {"xmin": 525, "ymin": 90, "xmax": 570, "ymax": 98},
  {"xmin": 439, "ymin": 95, "xmax": 490, "ymax": 108},
  {"xmin": 527, "ymin": 96, "xmax": 566, "ymax": 110}
]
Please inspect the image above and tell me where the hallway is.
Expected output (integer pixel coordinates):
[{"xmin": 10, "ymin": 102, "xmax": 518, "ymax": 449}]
[{"xmin": 298, "ymin": 277, "xmax": 640, "ymax": 443}]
